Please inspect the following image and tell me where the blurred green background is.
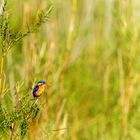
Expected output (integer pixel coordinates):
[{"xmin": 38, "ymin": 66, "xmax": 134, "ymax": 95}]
[{"xmin": 1, "ymin": 0, "xmax": 140, "ymax": 139}]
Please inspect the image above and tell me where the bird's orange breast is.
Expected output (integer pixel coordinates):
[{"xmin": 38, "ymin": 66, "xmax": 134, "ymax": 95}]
[{"xmin": 35, "ymin": 84, "xmax": 45, "ymax": 96}]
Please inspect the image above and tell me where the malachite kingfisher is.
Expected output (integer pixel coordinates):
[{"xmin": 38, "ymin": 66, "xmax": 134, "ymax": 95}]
[{"xmin": 32, "ymin": 80, "xmax": 47, "ymax": 97}]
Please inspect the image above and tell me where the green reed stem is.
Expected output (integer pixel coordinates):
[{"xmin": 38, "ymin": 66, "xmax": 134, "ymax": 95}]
[{"xmin": 0, "ymin": 56, "xmax": 4, "ymax": 96}]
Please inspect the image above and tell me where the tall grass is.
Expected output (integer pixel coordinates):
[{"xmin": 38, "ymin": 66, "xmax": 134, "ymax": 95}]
[{"xmin": 0, "ymin": 0, "xmax": 140, "ymax": 139}]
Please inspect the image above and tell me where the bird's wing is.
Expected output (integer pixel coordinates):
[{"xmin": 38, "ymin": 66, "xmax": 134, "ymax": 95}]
[{"xmin": 33, "ymin": 85, "xmax": 39, "ymax": 96}]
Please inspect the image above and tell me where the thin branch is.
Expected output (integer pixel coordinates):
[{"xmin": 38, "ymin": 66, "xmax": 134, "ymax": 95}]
[{"xmin": 10, "ymin": 122, "xmax": 16, "ymax": 140}]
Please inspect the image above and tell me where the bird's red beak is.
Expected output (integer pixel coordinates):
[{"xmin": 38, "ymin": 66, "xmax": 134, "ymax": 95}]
[{"xmin": 46, "ymin": 83, "xmax": 51, "ymax": 87}]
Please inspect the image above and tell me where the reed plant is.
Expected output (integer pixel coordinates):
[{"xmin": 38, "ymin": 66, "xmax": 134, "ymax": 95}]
[{"xmin": 0, "ymin": 0, "xmax": 53, "ymax": 139}]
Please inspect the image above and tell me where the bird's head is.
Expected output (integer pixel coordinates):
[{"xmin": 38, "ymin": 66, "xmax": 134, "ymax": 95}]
[
  {"xmin": 37, "ymin": 80, "xmax": 46, "ymax": 86},
  {"xmin": 37, "ymin": 80, "xmax": 51, "ymax": 87}
]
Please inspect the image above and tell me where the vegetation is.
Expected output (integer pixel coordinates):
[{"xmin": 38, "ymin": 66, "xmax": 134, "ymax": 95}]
[{"xmin": 0, "ymin": 0, "xmax": 140, "ymax": 139}]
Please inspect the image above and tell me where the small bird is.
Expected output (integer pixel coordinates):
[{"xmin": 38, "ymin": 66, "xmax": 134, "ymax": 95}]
[{"xmin": 32, "ymin": 80, "xmax": 47, "ymax": 97}]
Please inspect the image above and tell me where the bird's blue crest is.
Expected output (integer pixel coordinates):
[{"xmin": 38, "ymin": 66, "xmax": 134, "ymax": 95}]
[{"xmin": 37, "ymin": 80, "xmax": 46, "ymax": 84}]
